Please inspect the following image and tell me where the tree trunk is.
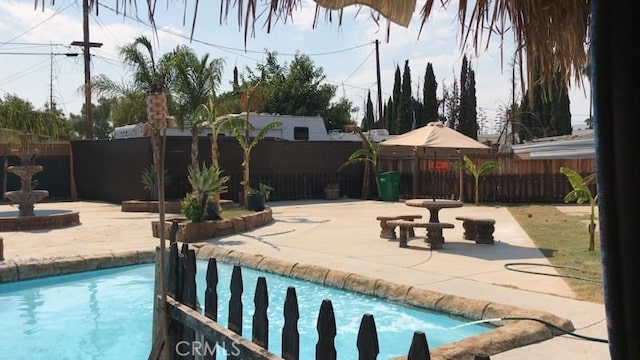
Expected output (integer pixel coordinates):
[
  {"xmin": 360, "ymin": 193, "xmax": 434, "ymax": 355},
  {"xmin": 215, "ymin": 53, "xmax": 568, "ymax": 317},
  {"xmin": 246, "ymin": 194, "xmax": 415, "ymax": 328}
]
[{"xmin": 191, "ymin": 124, "xmax": 199, "ymax": 170}]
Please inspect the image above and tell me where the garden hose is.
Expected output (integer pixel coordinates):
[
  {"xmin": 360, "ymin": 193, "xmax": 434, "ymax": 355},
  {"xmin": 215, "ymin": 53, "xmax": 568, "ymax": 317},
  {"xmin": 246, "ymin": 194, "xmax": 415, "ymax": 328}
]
[{"xmin": 503, "ymin": 262, "xmax": 603, "ymax": 283}]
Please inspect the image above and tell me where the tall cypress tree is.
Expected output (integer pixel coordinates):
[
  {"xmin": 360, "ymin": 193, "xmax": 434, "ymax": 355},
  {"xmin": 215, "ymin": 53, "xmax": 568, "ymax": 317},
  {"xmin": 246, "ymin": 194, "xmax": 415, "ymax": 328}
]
[
  {"xmin": 457, "ymin": 55, "xmax": 469, "ymax": 134},
  {"xmin": 384, "ymin": 97, "xmax": 394, "ymax": 133},
  {"xmin": 390, "ymin": 66, "xmax": 402, "ymax": 134},
  {"xmin": 363, "ymin": 90, "xmax": 375, "ymax": 131},
  {"xmin": 423, "ymin": 63, "xmax": 438, "ymax": 125},
  {"xmin": 399, "ymin": 60, "xmax": 413, "ymax": 134},
  {"xmin": 466, "ymin": 68, "xmax": 478, "ymax": 139}
]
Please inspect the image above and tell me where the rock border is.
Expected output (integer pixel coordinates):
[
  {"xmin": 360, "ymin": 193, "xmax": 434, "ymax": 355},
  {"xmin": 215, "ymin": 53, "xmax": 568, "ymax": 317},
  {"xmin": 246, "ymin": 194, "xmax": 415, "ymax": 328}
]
[
  {"xmin": 151, "ymin": 208, "xmax": 273, "ymax": 243},
  {"xmin": 0, "ymin": 249, "xmax": 155, "ymax": 283},
  {"xmin": 195, "ymin": 244, "xmax": 576, "ymax": 360}
]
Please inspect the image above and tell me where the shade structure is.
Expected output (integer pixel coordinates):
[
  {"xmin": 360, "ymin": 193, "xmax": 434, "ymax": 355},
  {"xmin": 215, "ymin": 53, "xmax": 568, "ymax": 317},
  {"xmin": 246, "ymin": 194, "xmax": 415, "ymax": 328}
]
[
  {"xmin": 380, "ymin": 122, "xmax": 490, "ymax": 200},
  {"xmin": 380, "ymin": 122, "xmax": 490, "ymax": 150}
]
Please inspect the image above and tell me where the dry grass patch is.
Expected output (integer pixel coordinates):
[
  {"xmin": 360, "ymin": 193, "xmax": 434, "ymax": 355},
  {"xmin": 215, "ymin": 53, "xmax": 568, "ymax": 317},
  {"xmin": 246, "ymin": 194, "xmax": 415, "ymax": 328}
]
[
  {"xmin": 220, "ymin": 205, "xmax": 254, "ymax": 219},
  {"xmin": 508, "ymin": 205, "xmax": 603, "ymax": 303}
]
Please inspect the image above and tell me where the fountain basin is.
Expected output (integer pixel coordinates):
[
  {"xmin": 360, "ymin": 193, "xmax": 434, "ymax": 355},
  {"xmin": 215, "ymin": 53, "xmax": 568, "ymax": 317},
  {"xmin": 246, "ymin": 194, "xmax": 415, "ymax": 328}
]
[
  {"xmin": 5, "ymin": 190, "xmax": 49, "ymax": 205},
  {"xmin": 0, "ymin": 210, "xmax": 80, "ymax": 231}
]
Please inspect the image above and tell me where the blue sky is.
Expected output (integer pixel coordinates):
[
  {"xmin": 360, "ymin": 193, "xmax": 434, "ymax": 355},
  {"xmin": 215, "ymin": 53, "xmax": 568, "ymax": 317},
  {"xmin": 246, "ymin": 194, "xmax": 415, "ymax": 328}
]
[{"xmin": 0, "ymin": 0, "xmax": 591, "ymax": 133}]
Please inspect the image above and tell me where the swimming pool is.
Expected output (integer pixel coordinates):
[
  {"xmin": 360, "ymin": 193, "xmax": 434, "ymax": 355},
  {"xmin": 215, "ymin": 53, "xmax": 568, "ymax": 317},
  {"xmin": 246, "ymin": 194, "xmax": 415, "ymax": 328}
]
[{"xmin": 0, "ymin": 261, "xmax": 492, "ymax": 359}]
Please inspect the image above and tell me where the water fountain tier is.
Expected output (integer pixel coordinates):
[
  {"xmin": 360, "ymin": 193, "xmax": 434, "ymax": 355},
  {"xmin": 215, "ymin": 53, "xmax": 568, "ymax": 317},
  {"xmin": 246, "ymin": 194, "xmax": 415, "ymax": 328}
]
[{"xmin": 5, "ymin": 165, "xmax": 49, "ymax": 217}]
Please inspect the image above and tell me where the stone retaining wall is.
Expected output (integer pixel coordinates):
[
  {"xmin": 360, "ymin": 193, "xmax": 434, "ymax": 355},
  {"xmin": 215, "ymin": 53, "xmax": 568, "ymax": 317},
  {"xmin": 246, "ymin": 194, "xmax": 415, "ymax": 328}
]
[{"xmin": 151, "ymin": 208, "xmax": 273, "ymax": 243}]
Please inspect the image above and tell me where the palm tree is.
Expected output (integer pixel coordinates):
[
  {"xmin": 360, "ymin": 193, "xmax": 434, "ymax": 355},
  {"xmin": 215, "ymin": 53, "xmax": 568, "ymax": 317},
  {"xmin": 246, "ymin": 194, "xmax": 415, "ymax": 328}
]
[
  {"xmin": 165, "ymin": 46, "xmax": 224, "ymax": 169},
  {"xmin": 119, "ymin": 35, "xmax": 170, "ymax": 92},
  {"xmin": 454, "ymin": 155, "xmax": 502, "ymax": 205},
  {"xmin": 90, "ymin": 74, "xmax": 147, "ymax": 127}
]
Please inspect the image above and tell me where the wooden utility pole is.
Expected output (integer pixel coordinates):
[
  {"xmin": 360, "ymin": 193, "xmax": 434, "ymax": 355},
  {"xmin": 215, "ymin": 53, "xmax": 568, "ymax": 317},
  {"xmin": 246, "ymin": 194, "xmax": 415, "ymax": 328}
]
[
  {"xmin": 71, "ymin": 0, "xmax": 102, "ymax": 139},
  {"xmin": 81, "ymin": 0, "xmax": 92, "ymax": 139},
  {"xmin": 375, "ymin": 39, "xmax": 384, "ymax": 128}
]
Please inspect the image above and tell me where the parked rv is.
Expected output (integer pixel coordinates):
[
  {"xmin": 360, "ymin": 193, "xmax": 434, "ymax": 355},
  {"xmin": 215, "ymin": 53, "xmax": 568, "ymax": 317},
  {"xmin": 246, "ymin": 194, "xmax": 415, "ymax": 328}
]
[{"xmin": 111, "ymin": 113, "xmax": 394, "ymax": 142}]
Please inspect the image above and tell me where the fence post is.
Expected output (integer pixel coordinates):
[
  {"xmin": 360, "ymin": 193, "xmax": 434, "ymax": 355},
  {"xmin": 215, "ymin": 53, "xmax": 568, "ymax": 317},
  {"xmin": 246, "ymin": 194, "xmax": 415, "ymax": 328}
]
[
  {"xmin": 315, "ymin": 299, "xmax": 337, "ymax": 360},
  {"xmin": 167, "ymin": 242, "xmax": 179, "ymax": 359},
  {"xmin": 203, "ymin": 257, "xmax": 218, "ymax": 360},
  {"xmin": 252, "ymin": 276, "xmax": 269, "ymax": 348},
  {"xmin": 282, "ymin": 287, "xmax": 299, "ymax": 360},
  {"xmin": 182, "ymin": 245, "xmax": 197, "ymax": 360},
  {"xmin": 205, "ymin": 258, "xmax": 218, "ymax": 321},
  {"xmin": 228, "ymin": 265, "xmax": 243, "ymax": 360},
  {"xmin": 356, "ymin": 314, "xmax": 379, "ymax": 360},
  {"xmin": 407, "ymin": 331, "xmax": 430, "ymax": 360}
]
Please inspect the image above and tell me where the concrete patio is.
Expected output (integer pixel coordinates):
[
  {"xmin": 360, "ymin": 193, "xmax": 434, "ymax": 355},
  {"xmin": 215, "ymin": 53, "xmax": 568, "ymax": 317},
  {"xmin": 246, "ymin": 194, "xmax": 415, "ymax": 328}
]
[{"xmin": 0, "ymin": 199, "xmax": 609, "ymax": 359}]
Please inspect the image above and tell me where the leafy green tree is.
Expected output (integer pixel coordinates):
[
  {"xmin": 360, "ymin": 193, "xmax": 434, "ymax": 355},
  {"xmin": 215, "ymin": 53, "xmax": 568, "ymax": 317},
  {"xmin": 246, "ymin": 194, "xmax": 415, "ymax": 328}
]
[
  {"xmin": 560, "ymin": 167, "xmax": 598, "ymax": 251},
  {"xmin": 423, "ymin": 63, "xmax": 438, "ymax": 125},
  {"xmin": 323, "ymin": 97, "xmax": 356, "ymax": 130},
  {"xmin": 90, "ymin": 75, "xmax": 148, "ymax": 127},
  {"xmin": 399, "ymin": 60, "xmax": 413, "ymax": 133},
  {"xmin": 68, "ymin": 98, "xmax": 113, "ymax": 139},
  {"xmin": 443, "ymin": 80, "xmax": 460, "ymax": 129},
  {"xmin": 0, "ymin": 94, "xmax": 70, "ymax": 158},
  {"xmin": 362, "ymin": 91, "xmax": 375, "ymax": 131},
  {"xmin": 454, "ymin": 155, "xmax": 502, "ymax": 205}
]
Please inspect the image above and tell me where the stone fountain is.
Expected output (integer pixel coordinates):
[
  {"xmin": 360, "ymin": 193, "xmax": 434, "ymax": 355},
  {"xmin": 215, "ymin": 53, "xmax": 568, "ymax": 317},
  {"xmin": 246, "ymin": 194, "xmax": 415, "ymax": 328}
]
[
  {"xmin": 0, "ymin": 152, "xmax": 79, "ymax": 231},
  {"xmin": 5, "ymin": 164, "xmax": 49, "ymax": 217}
]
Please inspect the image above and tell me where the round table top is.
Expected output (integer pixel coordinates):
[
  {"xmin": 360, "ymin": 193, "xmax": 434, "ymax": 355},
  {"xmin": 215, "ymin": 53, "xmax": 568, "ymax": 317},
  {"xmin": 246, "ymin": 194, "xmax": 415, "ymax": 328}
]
[{"xmin": 405, "ymin": 199, "xmax": 464, "ymax": 209}]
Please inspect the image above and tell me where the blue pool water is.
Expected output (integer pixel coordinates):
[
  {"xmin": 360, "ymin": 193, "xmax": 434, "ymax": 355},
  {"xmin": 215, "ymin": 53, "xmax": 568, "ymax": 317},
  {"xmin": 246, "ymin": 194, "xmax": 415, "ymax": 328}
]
[{"xmin": 0, "ymin": 262, "xmax": 492, "ymax": 359}]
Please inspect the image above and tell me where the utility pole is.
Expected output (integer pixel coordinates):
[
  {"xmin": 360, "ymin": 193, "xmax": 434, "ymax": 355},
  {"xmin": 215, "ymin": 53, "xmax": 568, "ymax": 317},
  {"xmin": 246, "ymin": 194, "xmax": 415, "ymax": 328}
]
[
  {"xmin": 47, "ymin": 51, "xmax": 79, "ymax": 111},
  {"xmin": 375, "ymin": 39, "xmax": 384, "ymax": 128},
  {"xmin": 71, "ymin": 0, "xmax": 102, "ymax": 139}
]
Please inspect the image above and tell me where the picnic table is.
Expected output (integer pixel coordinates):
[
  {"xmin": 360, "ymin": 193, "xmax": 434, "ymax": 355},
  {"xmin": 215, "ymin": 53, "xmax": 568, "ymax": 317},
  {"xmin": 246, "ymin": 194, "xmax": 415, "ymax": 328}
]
[
  {"xmin": 404, "ymin": 199, "xmax": 463, "ymax": 248},
  {"xmin": 404, "ymin": 199, "xmax": 463, "ymax": 223}
]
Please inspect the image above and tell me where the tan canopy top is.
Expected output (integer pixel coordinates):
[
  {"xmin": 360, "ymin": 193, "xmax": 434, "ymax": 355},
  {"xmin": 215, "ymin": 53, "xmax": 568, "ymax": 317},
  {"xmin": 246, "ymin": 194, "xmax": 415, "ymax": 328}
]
[{"xmin": 381, "ymin": 122, "xmax": 490, "ymax": 150}]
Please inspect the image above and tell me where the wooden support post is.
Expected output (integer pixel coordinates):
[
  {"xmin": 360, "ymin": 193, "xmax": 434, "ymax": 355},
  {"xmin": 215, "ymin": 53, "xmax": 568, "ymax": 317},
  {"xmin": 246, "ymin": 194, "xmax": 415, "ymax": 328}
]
[{"xmin": 0, "ymin": 237, "xmax": 4, "ymax": 261}]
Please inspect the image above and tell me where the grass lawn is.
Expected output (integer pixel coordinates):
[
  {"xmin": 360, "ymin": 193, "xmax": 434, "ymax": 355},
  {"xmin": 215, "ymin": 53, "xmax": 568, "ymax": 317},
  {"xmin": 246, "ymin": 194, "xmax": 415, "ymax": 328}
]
[{"xmin": 508, "ymin": 205, "xmax": 604, "ymax": 303}]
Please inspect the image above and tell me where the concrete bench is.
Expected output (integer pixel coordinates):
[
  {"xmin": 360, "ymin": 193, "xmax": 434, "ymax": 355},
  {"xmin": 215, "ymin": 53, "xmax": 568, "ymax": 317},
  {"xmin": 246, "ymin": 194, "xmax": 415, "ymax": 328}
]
[
  {"xmin": 455, "ymin": 216, "xmax": 496, "ymax": 245},
  {"xmin": 387, "ymin": 220, "xmax": 454, "ymax": 250},
  {"xmin": 376, "ymin": 215, "xmax": 422, "ymax": 239}
]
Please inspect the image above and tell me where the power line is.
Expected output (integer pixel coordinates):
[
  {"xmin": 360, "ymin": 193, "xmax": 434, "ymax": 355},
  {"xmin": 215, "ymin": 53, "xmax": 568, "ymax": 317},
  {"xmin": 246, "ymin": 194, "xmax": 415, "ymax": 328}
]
[
  {"xmin": 0, "ymin": 2, "xmax": 74, "ymax": 49},
  {"xmin": 0, "ymin": 52, "xmax": 79, "ymax": 56},
  {"xmin": 97, "ymin": 2, "xmax": 373, "ymax": 58}
]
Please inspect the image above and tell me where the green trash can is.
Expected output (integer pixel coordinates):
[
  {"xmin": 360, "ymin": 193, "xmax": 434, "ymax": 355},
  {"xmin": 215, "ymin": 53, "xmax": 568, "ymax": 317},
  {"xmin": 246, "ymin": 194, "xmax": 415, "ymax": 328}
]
[{"xmin": 377, "ymin": 171, "xmax": 400, "ymax": 201}]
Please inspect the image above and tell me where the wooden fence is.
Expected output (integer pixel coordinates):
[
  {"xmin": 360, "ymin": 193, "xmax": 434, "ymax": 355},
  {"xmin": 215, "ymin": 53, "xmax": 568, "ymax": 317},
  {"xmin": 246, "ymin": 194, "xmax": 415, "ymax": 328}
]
[{"xmin": 150, "ymin": 243, "xmax": 491, "ymax": 360}]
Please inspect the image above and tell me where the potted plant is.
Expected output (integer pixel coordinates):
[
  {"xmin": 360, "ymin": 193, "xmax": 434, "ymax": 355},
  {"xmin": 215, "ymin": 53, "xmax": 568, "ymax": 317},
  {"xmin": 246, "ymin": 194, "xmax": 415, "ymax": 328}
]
[
  {"xmin": 181, "ymin": 164, "xmax": 229, "ymax": 222},
  {"xmin": 246, "ymin": 183, "xmax": 274, "ymax": 212},
  {"xmin": 324, "ymin": 183, "xmax": 340, "ymax": 200}
]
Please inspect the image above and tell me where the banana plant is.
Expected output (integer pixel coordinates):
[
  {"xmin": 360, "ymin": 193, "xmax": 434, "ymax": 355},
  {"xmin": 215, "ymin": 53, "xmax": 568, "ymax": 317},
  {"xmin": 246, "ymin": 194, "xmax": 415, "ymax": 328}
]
[
  {"xmin": 454, "ymin": 155, "xmax": 502, "ymax": 205},
  {"xmin": 338, "ymin": 140, "xmax": 381, "ymax": 197},
  {"xmin": 560, "ymin": 166, "xmax": 598, "ymax": 251},
  {"xmin": 224, "ymin": 115, "xmax": 282, "ymax": 207}
]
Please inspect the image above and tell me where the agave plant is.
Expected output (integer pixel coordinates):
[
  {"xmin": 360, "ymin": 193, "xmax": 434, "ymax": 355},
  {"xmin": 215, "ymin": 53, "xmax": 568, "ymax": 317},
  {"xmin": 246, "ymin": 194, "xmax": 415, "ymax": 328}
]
[
  {"xmin": 183, "ymin": 164, "xmax": 229, "ymax": 222},
  {"xmin": 560, "ymin": 166, "xmax": 598, "ymax": 251}
]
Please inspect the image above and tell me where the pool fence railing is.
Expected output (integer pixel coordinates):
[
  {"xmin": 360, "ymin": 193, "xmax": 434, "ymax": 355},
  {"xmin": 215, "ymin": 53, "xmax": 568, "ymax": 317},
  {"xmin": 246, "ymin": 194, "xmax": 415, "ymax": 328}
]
[{"xmin": 149, "ymin": 243, "xmax": 491, "ymax": 360}]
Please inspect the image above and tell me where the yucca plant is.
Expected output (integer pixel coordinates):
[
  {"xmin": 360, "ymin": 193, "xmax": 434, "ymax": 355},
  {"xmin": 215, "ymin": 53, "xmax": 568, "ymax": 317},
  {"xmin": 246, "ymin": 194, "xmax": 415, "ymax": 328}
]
[
  {"xmin": 453, "ymin": 155, "xmax": 502, "ymax": 205},
  {"xmin": 560, "ymin": 166, "xmax": 598, "ymax": 251},
  {"xmin": 183, "ymin": 164, "xmax": 229, "ymax": 222}
]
